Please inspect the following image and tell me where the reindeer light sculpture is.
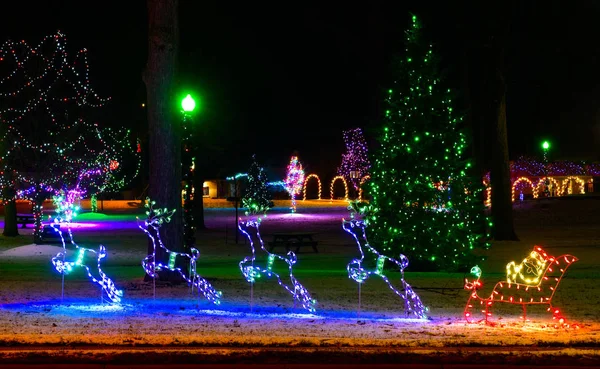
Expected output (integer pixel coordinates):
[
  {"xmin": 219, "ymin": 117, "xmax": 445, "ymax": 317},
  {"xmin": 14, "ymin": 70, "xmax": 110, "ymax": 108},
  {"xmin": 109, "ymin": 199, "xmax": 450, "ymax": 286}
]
[
  {"xmin": 342, "ymin": 219, "xmax": 428, "ymax": 319},
  {"xmin": 464, "ymin": 246, "xmax": 578, "ymax": 327},
  {"xmin": 139, "ymin": 198, "xmax": 222, "ymax": 304},
  {"xmin": 238, "ymin": 218, "xmax": 316, "ymax": 313},
  {"xmin": 51, "ymin": 220, "xmax": 123, "ymax": 303}
]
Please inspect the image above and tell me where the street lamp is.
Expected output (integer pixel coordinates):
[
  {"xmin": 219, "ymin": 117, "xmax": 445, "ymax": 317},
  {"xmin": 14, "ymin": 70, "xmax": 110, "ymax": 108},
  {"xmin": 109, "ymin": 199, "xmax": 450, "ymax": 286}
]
[
  {"xmin": 181, "ymin": 94, "xmax": 196, "ymax": 113},
  {"xmin": 181, "ymin": 94, "xmax": 197, "ymax": 250},
  {"xmin": 541, "ymin": 140, "xmax": 551, "ymax": 197}
]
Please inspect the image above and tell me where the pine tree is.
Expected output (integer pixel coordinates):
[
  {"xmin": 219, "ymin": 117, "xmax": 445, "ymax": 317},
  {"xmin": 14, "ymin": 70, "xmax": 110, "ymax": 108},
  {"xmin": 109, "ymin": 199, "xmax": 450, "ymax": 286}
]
[
  {"xmin": 366, "ymin": 15, "xmax": 489, "ymax": 271},
  {"xmin": 242, "ymin": 155, "xmax": 272, "ymax": 217}
]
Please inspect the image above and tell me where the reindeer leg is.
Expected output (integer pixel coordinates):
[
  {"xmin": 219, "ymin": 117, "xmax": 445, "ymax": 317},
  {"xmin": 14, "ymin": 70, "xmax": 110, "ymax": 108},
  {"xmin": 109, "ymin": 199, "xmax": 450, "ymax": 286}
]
[{"xmin": 192, "ymin": 275, "xmax": 222, "ymax": 305}]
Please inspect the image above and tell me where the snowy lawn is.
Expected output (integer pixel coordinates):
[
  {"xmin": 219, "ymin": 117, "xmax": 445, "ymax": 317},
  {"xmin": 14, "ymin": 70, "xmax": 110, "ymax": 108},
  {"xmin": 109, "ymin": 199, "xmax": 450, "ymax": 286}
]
[{"xmin": 0, "ymin": 198, "xmax": 599, "ymax": 347}]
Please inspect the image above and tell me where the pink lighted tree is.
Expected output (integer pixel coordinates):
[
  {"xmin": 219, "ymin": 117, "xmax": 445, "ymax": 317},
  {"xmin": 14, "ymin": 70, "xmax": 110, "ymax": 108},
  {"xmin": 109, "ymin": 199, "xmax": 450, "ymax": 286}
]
[
  {"xmin": 338, "ymin": 128, "xmax": 370, "ymax": 192},
  {"xmin": 283, "ymin": 155, "xmax": 305, "ymax": 213}
]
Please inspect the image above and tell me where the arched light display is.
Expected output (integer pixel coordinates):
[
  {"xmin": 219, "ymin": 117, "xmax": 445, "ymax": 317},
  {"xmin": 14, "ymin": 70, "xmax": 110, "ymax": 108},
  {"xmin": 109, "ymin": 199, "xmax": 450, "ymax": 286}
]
[
  {"xmin": 533, "ymin": 177, "xmax": 561, "ymax": 198},
  {"xmin": 302, "ymin": 174, "xmax": 322, "ymax": 200},
  {"xmin": 561, "ymin": 176, "xmax": 585, "ymax": 195},
  {"xmin": 329, "ymin": 175, "xmax": 349, "ymax": 201},
  {"xmin": 511, "ymin": 177, "xmax": 534, "ymax": 202},
  {"xmin": 357, "ymin": 175, "xmax": 371, "ymax": 201}
]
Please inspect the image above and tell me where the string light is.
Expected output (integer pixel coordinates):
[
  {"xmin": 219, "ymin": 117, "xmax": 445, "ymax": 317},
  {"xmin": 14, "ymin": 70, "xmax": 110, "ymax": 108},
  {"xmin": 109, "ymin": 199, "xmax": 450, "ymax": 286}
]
[
  {"xmin": 561, "ymin": 176, "xmax": 585, "ymax": 195},
  {"xmin": 302, "ymin": 174, "xmax": 321, "ymax": 200},
  {"xmin": 50, "ymin": 220, "xmax": 123, "ymax": 303},
  {"xmin": 0, "ymin": 32, "xmax": 140, "ymax": 238},
  {"xmin": 138, "ymin": 198, "xmax": 222, "ymax": 304},
  {"xmin": 364, "ymin": 15, "xmax": 489, "ymax": 269},
  {"xmin": 338, "ymin": 128, "xmax": 370, "ymax": 191},
  {"xmin": 283, "ymin": 156, "xmax": 305, "ymax": 213},
  {"xmin": 238, "ymin": 218, "xmax": 316, "ymax": 313},
  {"xmin": 357, "ymin": 175, "xmax": 370, "ymax": 201},
  {"xmin": 242, "ymin": 156, "xmax": 272, "ymax": 217},
  {"xmin": 464, "ymin": 246, "xmax": 578, "ymax": 327},
  {"xmin": 90, "ymin": 193, "xmax": 98, "ymax": 213},
  {"xmin": 342, "ymin": 218, "xmax": 428, "ymax": 319},
  {"xmin": 329, "ymin": 175, "xmax": 349, "ymax": 201},
  {"xmin": 483, "ymin": 175, "xmax": 491, "ymax": 208},
  {"xmin": 511, "ymin": 177, "xmax": 534, "ymax": 202}
]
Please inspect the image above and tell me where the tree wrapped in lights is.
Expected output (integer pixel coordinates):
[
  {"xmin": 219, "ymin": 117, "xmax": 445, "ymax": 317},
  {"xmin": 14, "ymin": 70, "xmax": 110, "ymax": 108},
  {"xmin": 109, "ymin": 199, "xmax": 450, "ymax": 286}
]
[
  {"xmin": 283, "ymin": 155, "xmax": 305, "ymax": 213},
  {"xmin": 0, "ymin": 32, "xmax": 137, "ymax": 242},
  {"xmin": 365, "ymin": 15, "xmax": 489, "ymax": 271},
  {"xmin": 242, "ymin": 155, "xmax": 272, "ymax": 217},
  {"xmin": 338, "ymin": 128, "xmax": 370, "ymax": 192}
]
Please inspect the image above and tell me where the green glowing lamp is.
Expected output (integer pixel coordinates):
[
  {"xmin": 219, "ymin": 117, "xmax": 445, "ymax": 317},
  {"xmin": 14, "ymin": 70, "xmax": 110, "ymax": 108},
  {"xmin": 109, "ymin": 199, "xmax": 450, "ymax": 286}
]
[
  {"xmin": 542, "ymin": 141, "xmax": 550, "ymax": 150},
  {"xmin": 181, "ymin": 94, "xmax": 196, "ymax": 113}
]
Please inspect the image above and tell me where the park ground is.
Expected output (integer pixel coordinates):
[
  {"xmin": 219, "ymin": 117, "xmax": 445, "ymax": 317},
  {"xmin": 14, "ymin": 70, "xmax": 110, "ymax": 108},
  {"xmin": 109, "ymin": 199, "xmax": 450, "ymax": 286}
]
[{"xmin": 0, "ymin": 198, "xmax": 600, "ymax": 366}]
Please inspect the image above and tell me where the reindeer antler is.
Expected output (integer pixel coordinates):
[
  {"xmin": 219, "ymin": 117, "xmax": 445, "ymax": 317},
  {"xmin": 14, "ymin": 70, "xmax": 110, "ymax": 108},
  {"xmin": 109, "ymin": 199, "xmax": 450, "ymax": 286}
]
[{"xmin": 141, "ymin": 197, "xmax": 176, "ymax": 227}]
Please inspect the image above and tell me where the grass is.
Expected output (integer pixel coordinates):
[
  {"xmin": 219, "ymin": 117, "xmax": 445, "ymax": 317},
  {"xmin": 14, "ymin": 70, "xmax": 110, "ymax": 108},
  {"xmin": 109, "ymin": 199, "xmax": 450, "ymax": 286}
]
[{"xmin": 0, "ymin": 197, "xmax": 600, "ymax": 348}]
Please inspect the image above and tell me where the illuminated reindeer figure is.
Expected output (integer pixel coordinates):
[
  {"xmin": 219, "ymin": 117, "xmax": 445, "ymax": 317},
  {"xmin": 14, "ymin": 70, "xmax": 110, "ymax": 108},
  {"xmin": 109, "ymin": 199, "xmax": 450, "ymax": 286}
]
[
  {"xmin": 139, "ymin": 198, "xmax": 222, "ymax": 304},
  {"xmin": 464, "ymin": 246, "xmax": 578, "ymax": 327},
  {"xmin": 51, "ymin": 221, "xmax": 123, "ymax": 303},
  {"xmin": 342, "ymin": 219, "xmax": 428, "ymax": 319},
  {"xmin": 238, "ymin": 218, "xmax": 316, "ymax": 313}
]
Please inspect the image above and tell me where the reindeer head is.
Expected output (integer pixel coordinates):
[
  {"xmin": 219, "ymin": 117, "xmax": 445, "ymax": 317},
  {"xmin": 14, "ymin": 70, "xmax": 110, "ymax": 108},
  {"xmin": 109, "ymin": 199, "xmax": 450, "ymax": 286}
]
[
  {"xmin": 342, "ymin": 219, "xmax": 367, "ymax": 241},
  {"xmin": 139, "ymin": 197, "xmax": 176, "ymax": 229}
]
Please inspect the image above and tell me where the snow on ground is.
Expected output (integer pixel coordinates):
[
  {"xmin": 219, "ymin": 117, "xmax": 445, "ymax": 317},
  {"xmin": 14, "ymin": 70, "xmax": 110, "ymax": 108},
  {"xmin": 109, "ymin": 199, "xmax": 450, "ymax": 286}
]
[{"xmin": 0, "ymin": 197, "xmax": 600, "ymax": 347}]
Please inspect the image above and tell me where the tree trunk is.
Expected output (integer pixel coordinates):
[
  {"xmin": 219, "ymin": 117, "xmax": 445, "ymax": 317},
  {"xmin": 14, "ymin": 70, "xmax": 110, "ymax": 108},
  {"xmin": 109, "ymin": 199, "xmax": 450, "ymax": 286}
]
[
  {"xmin": 490, "ymin": 81, "xmax": 518, "ymax": 240},
  {"xmin": 2, "ymin": 186, "xmax": 19, "ymax": 237},
  {"xmin": 32, "ymin": 197, "xmax": 44, "ymax": 244},
  {"xmin": 143, "ymin": 0, "xmax": 184, "ymax": 282}
]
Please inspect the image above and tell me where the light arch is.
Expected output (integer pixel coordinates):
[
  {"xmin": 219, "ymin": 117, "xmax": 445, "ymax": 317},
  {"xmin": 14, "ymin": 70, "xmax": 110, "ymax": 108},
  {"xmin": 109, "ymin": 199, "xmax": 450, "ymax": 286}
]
[
  {"xmin": 534, "ymin": 177, "xmax": 561, "ymax": 198},
  {"xmin": 511, "ymin": 177, "xmax": 534, "ymax": 202},
  {"xmin": 330, "ymin": 175, "xmax": 349, "ymax": 201},
  {"xmin": 483, "ymin": 177, "xmax": 491, "ymax": 208},
  {"xmin": 561, "ymin": 176, "xmax": 585, "ymax": 195},
  {"xmin": 303, "ymin": 174, "xmax": 322, "ymax": 200},
  {"xmin": 358, "ymin": 175, "xmax": 371, "ymax": 201}
]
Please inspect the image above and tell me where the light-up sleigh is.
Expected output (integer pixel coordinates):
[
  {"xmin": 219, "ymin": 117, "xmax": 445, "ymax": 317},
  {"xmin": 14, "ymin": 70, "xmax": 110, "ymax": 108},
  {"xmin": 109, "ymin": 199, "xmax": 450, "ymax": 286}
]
[{"xmin": 464, "ymin": 246, "xmax": 577, "ymax": 327}]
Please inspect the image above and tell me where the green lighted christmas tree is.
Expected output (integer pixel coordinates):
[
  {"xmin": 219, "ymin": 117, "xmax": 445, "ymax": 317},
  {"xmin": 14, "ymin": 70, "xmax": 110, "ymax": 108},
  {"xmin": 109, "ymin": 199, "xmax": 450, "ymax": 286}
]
[
  {"xmin": 242, "ymin": 155, "xmax": 272, "ymax": 217},
  {"xmin": 365, "ymin": 15, "xmax": 489, "ymax": 271}
]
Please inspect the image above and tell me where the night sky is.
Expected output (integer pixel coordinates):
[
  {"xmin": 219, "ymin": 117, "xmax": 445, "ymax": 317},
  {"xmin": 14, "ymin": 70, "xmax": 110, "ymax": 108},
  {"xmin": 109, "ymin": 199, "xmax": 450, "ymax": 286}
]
[{"xmin": 2, "ymin": 1, "xmax": 600, "ymax": 180}]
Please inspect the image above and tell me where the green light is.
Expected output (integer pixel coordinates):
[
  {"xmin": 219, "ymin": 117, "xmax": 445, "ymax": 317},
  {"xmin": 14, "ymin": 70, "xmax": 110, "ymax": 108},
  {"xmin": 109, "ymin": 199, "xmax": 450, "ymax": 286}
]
[
  {"xmin": 181, "ymin": 94, "xmax": 196, "ymax": 112},
  {"xmin": 542, "ymin": 141, "xmax": 550, "ymax": 150}
]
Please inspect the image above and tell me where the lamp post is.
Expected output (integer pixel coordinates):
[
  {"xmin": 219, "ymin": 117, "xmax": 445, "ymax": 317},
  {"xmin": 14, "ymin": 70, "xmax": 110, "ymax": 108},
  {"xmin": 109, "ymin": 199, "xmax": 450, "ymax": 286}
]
[
  {"xmin": 542, "ymin": 140, "xmax": 551, "ymax": 197},
  {"xmin": 181, "ymin": 94, "xmax": 196, "ymax": 250}
]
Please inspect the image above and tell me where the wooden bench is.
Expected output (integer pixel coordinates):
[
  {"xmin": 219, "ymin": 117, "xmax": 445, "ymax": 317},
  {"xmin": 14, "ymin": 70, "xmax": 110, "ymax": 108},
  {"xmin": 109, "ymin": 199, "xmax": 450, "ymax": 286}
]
[
  {"xmin": 268, "ymin": 232, "xmax": 319, "ymax": 253},
  {"xmin": 16, "ymin": 213, "xmax": 35, "ymax": 229}
]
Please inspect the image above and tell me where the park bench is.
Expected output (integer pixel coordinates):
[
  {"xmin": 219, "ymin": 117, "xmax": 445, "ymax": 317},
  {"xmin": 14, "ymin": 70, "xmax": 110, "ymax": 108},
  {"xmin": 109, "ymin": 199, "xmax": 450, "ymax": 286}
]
[
  {"xmin": 268, "ymin": 232, "xmax": 319, "ymax": 253},
  {"xmin": 464, "ymin": 246, "xmax": 578, "ymax": 327},
  {"xmin": 16, "ymin": 213, "xmax": 35, "ymax": 229}
]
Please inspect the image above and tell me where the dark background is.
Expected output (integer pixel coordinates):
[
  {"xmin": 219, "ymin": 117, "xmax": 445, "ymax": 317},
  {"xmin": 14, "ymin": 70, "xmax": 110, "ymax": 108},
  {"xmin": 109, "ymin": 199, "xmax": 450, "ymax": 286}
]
[{"xmin": 2, "ymin": 1, "xmax": 600, "ymax": 181}]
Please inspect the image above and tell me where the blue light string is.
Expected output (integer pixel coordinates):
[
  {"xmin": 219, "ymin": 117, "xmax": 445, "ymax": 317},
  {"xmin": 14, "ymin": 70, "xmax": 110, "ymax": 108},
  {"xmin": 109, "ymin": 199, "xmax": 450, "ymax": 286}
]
[
  {"xmin": 342, "ymin": 219, "xmax": 428, "ymax": 319},
  {"xmin": 138, "ymin": 198, "xmax": 222, "ymax": 304},
  {"xmin": 238, "ymin": 218, "xmax": 316, "ymax": 313},
  {"xmin": 51, "ymin": 220, "xmax": 123, "ymax": 303}
]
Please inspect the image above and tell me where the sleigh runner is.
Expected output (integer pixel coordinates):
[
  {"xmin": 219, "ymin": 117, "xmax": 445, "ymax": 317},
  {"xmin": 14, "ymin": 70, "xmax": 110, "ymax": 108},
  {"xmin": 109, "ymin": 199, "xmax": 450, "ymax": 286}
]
[{"xmin": 464, "ymin": 246, "xmax": 577, "ymax": 327}]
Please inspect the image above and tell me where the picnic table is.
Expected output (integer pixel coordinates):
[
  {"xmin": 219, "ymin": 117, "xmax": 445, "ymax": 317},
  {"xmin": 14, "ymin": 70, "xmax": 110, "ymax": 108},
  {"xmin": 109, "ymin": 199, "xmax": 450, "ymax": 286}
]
[
  {"xmin": 268, "ymin": 232, "xmax": 319, "ymax": 253},
  {"xmin": 16, "ymin": 213, "xmax": 35, "ymax": 228}
]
